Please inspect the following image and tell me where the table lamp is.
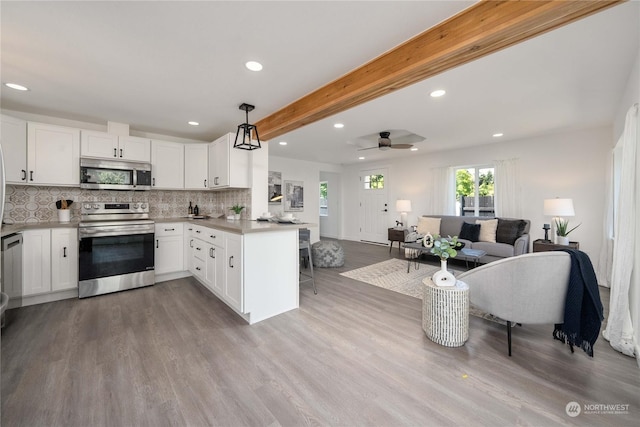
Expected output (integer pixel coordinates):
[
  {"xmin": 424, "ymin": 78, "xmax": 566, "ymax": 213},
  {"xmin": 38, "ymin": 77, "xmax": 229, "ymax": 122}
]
[
  {"xmin": 543, "ymin": 198, "xmax": 575, "ymax": 244},
  {"xmin": 396, "ymin": 199, "xmax": 412, "ymax": 228}
]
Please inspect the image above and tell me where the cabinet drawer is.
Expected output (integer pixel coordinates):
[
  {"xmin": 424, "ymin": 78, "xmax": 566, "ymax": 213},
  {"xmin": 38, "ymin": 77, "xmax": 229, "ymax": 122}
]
[
  {"xmin": 192, "ymin": 239, "xmax": 206, "ymax": 261},
  {"xmin": 202, "ymin": 228, "xmax": 224, "ymax": 246},
  {"xmin": 155, "ymin": 223, "xmax": 183, "ymax": 237},
  {"xmin": 192, "ymin": 256, "xmax": 206, "ymax": 280}
]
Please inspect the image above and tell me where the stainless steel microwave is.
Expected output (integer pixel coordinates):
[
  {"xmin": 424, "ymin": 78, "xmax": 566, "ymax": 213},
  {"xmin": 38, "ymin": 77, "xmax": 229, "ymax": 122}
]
[{"xmin": 80, "ymin": 158, "xmax": 152, "ymax": 190}]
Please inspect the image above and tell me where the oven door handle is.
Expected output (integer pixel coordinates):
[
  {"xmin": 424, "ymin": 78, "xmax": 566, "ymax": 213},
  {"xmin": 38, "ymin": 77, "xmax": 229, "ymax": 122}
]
[
  {"xmin": 79, "ymin": 225, "xmax": 154, "ymax": 238},
  {"xmin": 133, "ymin": 169, "xmax": 138, "ymax": 188}
]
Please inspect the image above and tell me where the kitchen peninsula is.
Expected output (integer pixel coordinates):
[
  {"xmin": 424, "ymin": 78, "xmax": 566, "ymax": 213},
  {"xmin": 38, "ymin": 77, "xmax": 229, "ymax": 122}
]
[{"xmin": 156, "ymin": 217, "xmax": 311, "ymax": 324}]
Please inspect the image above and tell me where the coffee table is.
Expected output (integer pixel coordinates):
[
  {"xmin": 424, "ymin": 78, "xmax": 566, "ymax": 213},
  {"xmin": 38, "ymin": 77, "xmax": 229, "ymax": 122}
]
[{"xmin": 403, "ymin": 242, "xmax": 486, "ymax": 272}]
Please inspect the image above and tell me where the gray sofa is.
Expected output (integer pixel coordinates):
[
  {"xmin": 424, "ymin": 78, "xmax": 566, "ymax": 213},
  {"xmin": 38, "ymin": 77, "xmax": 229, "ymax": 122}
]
[{"xmin": 421, "ymin": 215, "xmax": 530, "ymax": 264}]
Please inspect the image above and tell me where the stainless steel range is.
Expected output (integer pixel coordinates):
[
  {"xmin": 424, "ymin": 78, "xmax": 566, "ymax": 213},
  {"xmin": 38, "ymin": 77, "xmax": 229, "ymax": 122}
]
[{"xmin": 78, "ymin": 202, "xmax": 155, "ymax": 298}]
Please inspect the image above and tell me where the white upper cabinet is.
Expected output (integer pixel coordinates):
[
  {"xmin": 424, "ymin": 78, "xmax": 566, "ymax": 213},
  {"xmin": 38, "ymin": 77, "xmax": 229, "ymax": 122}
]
[
  {"xmin": 184, "ymin": 144, "xmax": 209, "ymax": 189},
  {"xmin": 151, "ymin": 139, "xmax": 184, "ymax": 189},
  {"xmin": 27, "ymin": 122, "xmax": 80, "ymax": 186},
  {"xmin": 1, "ymin": 115, "xmax": 28, "ymax": 184},
  {"xmin": 81, "ymin": 130, "xmax": 150, "ymax": 162},
  {"xmin": 208, "ymin": 133, "xmax": 250, "ymax": 189}
]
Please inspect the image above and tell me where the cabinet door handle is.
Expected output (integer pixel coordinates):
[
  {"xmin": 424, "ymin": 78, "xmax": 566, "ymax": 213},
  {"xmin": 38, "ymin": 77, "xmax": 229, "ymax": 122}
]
[
  {"xmin": 210, "ymin": 235, "xmax": 215, "ymax": 239},
  {"xmin": 114, "ymin": 148, "xmax": 117, "ymax": 157},
  {"xmin": 196, "ymin": 267, "xmax": 201, "ymax": 271},
  {"xmin": 165, "ymin": 228, "xmax": 175, "ymax": 232},
  {"xmin": 214, "ymin": 177, "xmax": 219, "ymax": 185},
  {"xmin": 196, "ymin": 230, "xmax": 201, "ymax": 234},
  {"xmin": 21, "ymin": 169, "xmax": 27, "ymax": 181},
  {"xmin": 204, "ymin": 179, "xmax": 207, "ymax": 188},
  {"xmin": 152, "ymin": 177, "xmax": 155, "ymax": 186},
  {"xmin": 229, "ymin": 255, "xmax": 234, "ymax": 268},
  {"xmin": 196, "ymin": 247, "xmax": 201, "ymax": 251},
  {"xmin": 156, "ymin": 239, "xmax": 159, "ymax": 249},
  {"xmin": 210, "ymin": 247, "xmax": 214, "ymax": 258},
  {"xmin": 63, "ymin": 247, "xmax": 67, "ymax": 258},
  {"xmin": 120, "ymin": 148, "xmax": 123, "ymax": 158},
  {"xmin": 30, "ymin": 171, "xmax": 34, "ymax": 181},
  {"xmin": 190, "ymin": 239, "xmax": 193, "ymax": 248}
]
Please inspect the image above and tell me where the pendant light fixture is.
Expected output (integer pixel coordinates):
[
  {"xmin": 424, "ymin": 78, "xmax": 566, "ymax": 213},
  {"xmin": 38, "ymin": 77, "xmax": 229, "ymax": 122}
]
[{"xmin": 234, "ymin": 103, "xmax": 261, "ymax": 150}]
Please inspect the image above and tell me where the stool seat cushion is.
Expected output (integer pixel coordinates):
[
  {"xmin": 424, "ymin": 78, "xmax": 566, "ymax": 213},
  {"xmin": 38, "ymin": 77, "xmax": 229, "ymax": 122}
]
[{"xmin": 311, "ymin": 241, "xmax": 345, "ymax": 268}]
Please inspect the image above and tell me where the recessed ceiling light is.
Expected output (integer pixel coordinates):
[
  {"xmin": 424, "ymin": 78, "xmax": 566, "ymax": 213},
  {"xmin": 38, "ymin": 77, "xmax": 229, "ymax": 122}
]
[
  {"xmin": 279, "ymin": 141, "xmax": 287, "ymax": 145},
  {"xmin": 358, "ymin": 156, "xmax": 365, "ymax": 160},
  {"xmin": 410, "ymin": 147, "xmax": 418, "ymax": 151},
  {"xmin": 188, "ymin": 121, "xmax": 199, "ymax": 126},
  {"xmin": 245, "ymin": 61, "xmax": 263, "ymax": 71},
  {"xmin": 493, "ymin": 133, "xmax": 504, "ymax": 137},
  {"xmin": 430, "ymin": 89, "xmax": 446, "ymax": 98},
  {"xmin": 4, "ymin": 82, "xmax": 29, "ymax": 91},
  {"xmin": 334, "ymin": 123, "xmax": 344, "ymax": 129}
]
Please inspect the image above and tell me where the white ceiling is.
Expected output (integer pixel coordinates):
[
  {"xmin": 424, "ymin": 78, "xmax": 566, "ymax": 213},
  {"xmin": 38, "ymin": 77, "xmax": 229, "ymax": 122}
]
[{"xmin": 2, "ymin": 1, "xmax": 638, "ymax": 166}]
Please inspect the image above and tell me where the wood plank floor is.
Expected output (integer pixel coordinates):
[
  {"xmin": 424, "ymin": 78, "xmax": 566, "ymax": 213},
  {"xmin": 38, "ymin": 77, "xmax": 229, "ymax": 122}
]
[{"xmin": 2, "ymin": 240, "xmax": 639, "ymax": 426}]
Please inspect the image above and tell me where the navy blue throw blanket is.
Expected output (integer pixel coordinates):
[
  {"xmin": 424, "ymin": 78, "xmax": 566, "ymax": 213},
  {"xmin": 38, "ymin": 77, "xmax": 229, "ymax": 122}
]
[{"xmin": 553, "ymin": 249, "xmax": 604, "ymax": 357}]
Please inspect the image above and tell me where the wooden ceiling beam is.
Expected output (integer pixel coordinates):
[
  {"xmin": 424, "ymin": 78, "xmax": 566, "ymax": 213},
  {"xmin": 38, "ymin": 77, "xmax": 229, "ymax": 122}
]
[{"xmin": 255, "ymin": 0, "xmax": 624, "ymax": 141}]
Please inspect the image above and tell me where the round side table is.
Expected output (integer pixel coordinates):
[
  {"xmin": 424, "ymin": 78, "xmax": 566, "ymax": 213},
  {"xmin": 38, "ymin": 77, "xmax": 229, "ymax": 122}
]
[{"xmin": 422, "ymin": 278, "xmax": 469, "ymax": 347}]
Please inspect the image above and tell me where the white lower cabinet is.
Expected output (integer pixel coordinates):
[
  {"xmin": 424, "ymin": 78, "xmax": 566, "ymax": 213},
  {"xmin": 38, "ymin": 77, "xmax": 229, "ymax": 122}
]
[
  {"xmin": 23, "ymin": 228, "xmax": 78, "ymax": 296},
  {"xmin": 223, "ymin": 233, "xmax": 243, "ymax": 313},
  {"xmin": 155, "ymin": 223, "xmax": 184, "ymax": 275},
  {"xmin": 51, "ymin": 228, "xmax": 78, "ymax": 292},
  {"xmin": 22, "ymin": 230, "xmax": 52, "ymax": 296}
]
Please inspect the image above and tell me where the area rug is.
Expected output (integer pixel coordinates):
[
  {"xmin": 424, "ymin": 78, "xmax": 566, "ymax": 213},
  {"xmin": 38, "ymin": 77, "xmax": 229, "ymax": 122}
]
[{"xmin": 340, "ymin": 258, "xmax": 506, "ymax": 324}]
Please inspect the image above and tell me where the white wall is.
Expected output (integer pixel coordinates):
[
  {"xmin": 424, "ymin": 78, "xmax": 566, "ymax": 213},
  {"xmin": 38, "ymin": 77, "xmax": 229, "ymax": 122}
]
[
  {"xmin": 319, "ymin": 171, "xmax": 341, "ymax": 239},
  {"xmin": 342, "ymin": 125, "xmax": 612, "ymax": 261},
  {"xmin": 268, "ymin": 156, "xmax": 342, "ymax": 243}
]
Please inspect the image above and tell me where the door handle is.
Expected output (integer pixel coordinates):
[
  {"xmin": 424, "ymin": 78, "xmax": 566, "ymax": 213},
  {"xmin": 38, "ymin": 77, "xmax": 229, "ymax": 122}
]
[
  {"xmin": 196, "ymin": 266, "xmax": 201, "ymax": 271},
  {"xmin": 152, "ymin": 177, "xmax": 155, "ymax": 186},
  {"xmin": 229, "ymin": 255, "xmax": 234, "ymax": 268},
  {"xmin": 30, "ymin": 171, "xmax": 34, "ymax": 181},
  {"xmin": 156, "ymin": 239, "xmax": 159, "ymax": 249},
  {"xmin": 114, "ymin": 148, "xmax": 117, "ymax": 157},
  {"xmin": 382, "ymin": 209, "xmax": 388, "ymax": 212},
  {"xmin": 21, "ymin": 169, "xmax": 27, "ymax": 181},
  {"xmin": 209, "ymin": 247, "xmax": 214, "ymax": 258},
  {"xmin": 190, "ymin": 239, "xmax": 193, "ymax": 248},
  {"xmin": 120, "ymin": 148, "xmax": 123, "ymax": 158},
  {"xmin": 204, "ymin": 179, "xmax": 207, "ymax": 188},
  {"xmin": 63, "ymin": 247, "xmax": 67, "ymax": 258}
]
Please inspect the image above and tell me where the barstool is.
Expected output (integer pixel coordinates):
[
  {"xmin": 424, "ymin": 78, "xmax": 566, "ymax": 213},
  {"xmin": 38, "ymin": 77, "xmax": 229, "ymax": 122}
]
[{"xmin": 299, "ymin": 229, "xmax": 317, "ymax": 294}]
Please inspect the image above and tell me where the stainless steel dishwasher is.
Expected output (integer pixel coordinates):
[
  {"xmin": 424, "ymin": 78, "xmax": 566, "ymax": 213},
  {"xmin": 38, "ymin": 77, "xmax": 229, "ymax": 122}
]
[{"xmin": 2, "ymin": 232, "xmax": 23, "ymax": 311}]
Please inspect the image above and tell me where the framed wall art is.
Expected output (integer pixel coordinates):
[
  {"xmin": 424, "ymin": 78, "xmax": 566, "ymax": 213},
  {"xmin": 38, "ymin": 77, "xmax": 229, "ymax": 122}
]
[
  {"xmin": 268, "ymin": 171, "xmax": 282, "ymax": 204},
  {"xmin": 284, "ymin": 180, "xmax": 304, "ymax": 212}
]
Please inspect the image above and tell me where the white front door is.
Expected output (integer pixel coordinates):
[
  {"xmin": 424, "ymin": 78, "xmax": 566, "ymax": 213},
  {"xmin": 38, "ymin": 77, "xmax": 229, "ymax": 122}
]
[{"xmin": 359, "ymin": 168, "xmax": 389, "ymax": 244}]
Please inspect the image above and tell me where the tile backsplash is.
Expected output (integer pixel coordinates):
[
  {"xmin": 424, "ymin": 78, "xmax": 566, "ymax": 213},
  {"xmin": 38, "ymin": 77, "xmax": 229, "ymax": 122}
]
[{"xmin": 3, "ymin": 185, "xmax": 252, "ymax": 224}]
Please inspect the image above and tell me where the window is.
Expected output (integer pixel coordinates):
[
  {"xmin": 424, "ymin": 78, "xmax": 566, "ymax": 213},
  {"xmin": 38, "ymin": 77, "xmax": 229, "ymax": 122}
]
[
  {"xmin": 363, "ymin": 174, "xmax": 384, "ymax": 189},
  {"xmin": 455, "ymin": 166, "xmax": 494, "ymax": 216},
  {"xmin": 319, "ymin": 181, "xmax": 328, "ymax": 217}
]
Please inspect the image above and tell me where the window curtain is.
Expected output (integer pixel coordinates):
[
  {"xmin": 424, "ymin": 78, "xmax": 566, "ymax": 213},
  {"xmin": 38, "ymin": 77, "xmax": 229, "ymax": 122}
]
[
  {"xmin": 493, "ymin": 158, "xmax": 521, "ymax": 218},
  {"xmin": 596, "ymin": 149, "xmax": 616, "ymax": 288},
  {"xmin": 428, "ymin": 166, "xmax": 455, "ymax": 215},
  {"xmin": 603, "ymin": 103, "xmax": 638, "ymax": 357}
]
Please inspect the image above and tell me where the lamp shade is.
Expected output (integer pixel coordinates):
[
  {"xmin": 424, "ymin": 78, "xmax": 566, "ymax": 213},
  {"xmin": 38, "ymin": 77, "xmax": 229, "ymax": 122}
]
[
  {"xmin": 543, "ymin": 198, "xmax": 575, "ymax": 216},
  {"xmin": 396, "ymin": 199, "xmax": 412, "ymax": 212}
]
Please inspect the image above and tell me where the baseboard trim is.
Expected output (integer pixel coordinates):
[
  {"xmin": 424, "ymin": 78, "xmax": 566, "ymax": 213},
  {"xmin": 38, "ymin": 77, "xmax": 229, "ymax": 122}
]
[{"xmin": 155, "ymin": 271, "xmax": 191, "ymax": 283}]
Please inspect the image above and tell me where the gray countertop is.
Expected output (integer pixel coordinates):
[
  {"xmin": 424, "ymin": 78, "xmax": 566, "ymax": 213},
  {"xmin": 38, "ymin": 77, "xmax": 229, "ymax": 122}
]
[{"xmin": 1, "ymin": 218, "xmax": 311, "ymax": 237}]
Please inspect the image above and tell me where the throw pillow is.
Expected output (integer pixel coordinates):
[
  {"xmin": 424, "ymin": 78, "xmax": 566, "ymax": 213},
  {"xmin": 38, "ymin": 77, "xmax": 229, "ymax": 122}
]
[
  {"xmin": 459, "ymin": 222, "xmax": 481, "ymax": 242},
  {"xmin": 496, "ymin": 219, "xmax": 527, "ymax": 245},
  {"xmin": 417, "ymin": 217, "xmax": 441, "ymax": 236},
  {"xmin": 476, "ymin": 219, "xmax": 498, "ymax": 243}
]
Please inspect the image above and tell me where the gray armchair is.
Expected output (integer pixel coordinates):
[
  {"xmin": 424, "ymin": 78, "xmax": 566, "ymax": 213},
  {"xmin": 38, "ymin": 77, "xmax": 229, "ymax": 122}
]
[{"xmin": 457, "ymin": 252, "xmax": 571, "ymax": 356}]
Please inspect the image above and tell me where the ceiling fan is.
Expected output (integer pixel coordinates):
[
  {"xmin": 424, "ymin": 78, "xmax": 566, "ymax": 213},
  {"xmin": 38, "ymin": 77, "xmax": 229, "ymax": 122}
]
[{"xmin": 358, "ymin": 131, "xmax": 415, "ymax": 151}]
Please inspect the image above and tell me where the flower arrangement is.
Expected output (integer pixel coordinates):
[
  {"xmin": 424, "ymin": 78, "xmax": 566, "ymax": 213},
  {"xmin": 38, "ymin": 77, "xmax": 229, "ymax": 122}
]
[
  {"xmin": 423, "ymin": 233, "xmax": 461, "ymax": 260},
  {"xmin": 555, "ymin": 218, "xmax": 580, "ymax": 237}
]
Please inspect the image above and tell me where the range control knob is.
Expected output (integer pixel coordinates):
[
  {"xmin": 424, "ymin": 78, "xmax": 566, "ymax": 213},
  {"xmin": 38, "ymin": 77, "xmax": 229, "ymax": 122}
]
[
  {"xmin": 92, "ymin": 204, "xmax": 100, "ymax": 209},
  {"xmin": 83, "ymin": 203, "xmax": 92, "ymax": 209},
  {"xmin": 140, "ymin": 203, "xmax": 147, "ymax": 209},
  {"xmin": 132, "ymin": 203, "xmax": 140, "ymax": 209}
]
